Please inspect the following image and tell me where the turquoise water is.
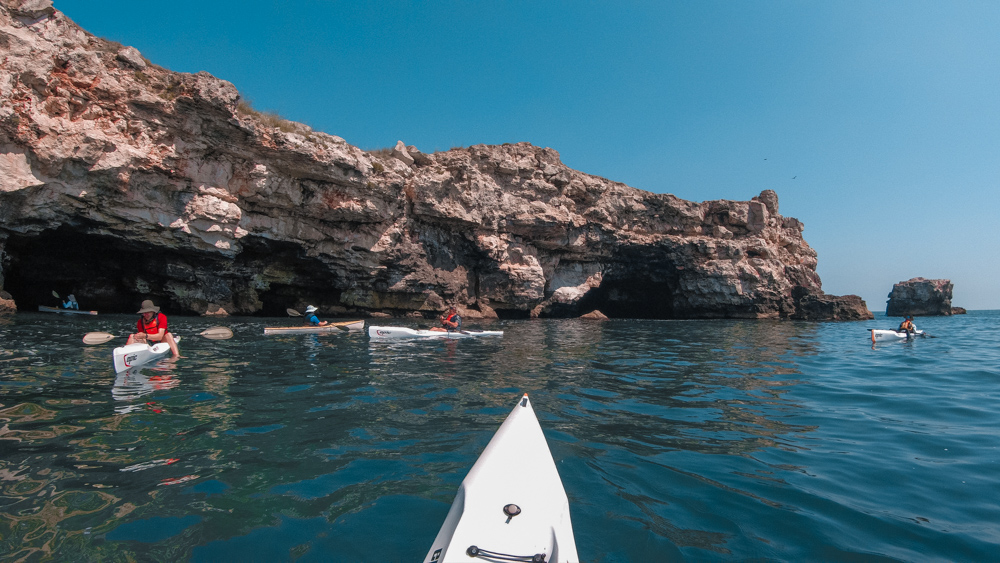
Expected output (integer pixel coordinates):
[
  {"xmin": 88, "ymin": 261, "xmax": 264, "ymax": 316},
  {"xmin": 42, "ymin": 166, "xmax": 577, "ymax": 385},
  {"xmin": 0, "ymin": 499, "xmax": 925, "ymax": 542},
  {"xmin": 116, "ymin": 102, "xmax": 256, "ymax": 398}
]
[{"xmin": 0, "ymin": 311, "xmax": 998, "ymax": 561}]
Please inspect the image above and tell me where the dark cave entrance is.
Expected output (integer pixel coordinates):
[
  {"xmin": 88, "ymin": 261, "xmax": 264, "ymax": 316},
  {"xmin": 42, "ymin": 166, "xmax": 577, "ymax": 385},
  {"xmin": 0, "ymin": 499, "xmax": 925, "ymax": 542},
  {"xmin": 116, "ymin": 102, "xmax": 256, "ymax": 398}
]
[
  {"xmin": 2, "ymin": 226, "xmax": 192, "ymax": 314},
  {"xmin": 1, "ymin": 228, "xmax": 340, "ymax": 316},
  {"xmin": 575, "ymin": 278, "xmax": 677, "ymax": 319},
  {"xmin": 494, "ymin": 308, "xmax": 532, "ymax": 320}
]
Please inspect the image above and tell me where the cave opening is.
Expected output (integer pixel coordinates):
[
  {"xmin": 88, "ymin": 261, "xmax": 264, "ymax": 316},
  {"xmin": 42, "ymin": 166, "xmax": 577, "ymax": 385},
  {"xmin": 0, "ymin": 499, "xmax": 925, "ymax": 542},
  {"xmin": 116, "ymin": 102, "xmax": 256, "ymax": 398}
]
[
  {"xmin": 494, "ymin": 308, "xmax": 532, "ymax": 320},
  {"xmin": 1, "ymin": 228, "xmax": 340, "ymax": 316},
  {"xmin": 239, "ymin": 237, "xmax": 347, "ymax": 317},
  {"xmin": 577, "ymin": 278, "xmax": 677, "ymax": 319},
  {"xmin": 1, "ymin": 226, "xmax": 205, "ymax": 314}
]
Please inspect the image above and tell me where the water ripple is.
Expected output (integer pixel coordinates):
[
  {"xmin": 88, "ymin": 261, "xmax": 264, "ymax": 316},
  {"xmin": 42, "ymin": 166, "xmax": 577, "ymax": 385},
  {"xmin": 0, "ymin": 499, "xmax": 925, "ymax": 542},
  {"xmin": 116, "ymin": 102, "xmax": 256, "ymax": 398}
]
[{"xmin": 0, "ymin": 312, "xmax": 997, "ymax": 560}]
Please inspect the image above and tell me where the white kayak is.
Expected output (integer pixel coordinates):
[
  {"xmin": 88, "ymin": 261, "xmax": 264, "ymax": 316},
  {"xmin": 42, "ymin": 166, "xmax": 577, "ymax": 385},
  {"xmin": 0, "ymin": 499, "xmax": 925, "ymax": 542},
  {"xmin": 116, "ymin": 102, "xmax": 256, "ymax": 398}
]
[
  {"xmin": 112, "ymin": 336, "xmax": 179, "ymax": 372},
  {"xmin": 869, "ymin": 329, "xmax": 925, "ymax": 343},
  {"xmin": 423, "ymin": 394, "xmax": 578, "ymax": 563},
  {"xmin": 264, "ymin": 320, "xmax": 364, "ymax": 335},
  {"xmin": 368, "ymin": 326, "xmax": 503, "ymax": 339}
]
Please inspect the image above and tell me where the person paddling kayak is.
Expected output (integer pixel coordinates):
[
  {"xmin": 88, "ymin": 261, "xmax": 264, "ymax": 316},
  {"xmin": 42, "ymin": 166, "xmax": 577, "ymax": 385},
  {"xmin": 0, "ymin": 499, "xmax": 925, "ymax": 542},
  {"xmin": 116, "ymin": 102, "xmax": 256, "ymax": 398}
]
[
  {"xmin": 304, "ymin": 305, "xmax": 328, "ymax": 327},
  {"xmin": 898, "ymin": 315, "xmax": 916, "ymax": 335},
  {"xmin": 127, "ymin": 299, "xmax": 179, "ymax": 357},
  {"xmin": 430, "ymin": 306, "xmax": 462, "ymax": 332},
  {"xmin": 62, "ymin": 294, "xmax": 79, "ymax": 310}
]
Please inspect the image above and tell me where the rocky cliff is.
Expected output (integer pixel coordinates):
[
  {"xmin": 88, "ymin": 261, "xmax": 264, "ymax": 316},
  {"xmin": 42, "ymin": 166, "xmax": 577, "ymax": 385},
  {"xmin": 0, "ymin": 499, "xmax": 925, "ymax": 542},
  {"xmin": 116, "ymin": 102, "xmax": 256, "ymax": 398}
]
[
  {"xmin": 0, "ymin": 0, "xmax": 872, "ymax": 320},
  {"xmin": 885, "ymin": 278, "xmax": 959, "ymax": 317}
]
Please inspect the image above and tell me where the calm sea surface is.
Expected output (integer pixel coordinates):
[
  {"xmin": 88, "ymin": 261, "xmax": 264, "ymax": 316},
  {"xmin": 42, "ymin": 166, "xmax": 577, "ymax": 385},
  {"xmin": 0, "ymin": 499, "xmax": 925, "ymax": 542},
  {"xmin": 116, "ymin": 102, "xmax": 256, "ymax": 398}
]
[{"xmin": 1, "ymin": 311, "xmax": 998, "ymax": 562}]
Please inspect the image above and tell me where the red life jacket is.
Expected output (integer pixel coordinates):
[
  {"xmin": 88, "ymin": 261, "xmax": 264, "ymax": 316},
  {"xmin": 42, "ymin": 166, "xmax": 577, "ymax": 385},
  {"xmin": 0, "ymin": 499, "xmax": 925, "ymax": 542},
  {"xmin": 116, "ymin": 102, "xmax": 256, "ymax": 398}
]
[{"xmin": 137, "ymin": 313, "xmax": 168, "ymax": 335}]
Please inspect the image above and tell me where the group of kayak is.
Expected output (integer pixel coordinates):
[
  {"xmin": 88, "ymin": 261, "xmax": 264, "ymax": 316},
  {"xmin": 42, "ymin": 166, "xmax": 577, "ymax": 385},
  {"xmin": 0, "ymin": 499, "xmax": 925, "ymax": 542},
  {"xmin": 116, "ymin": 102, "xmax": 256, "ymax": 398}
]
[
  {"xmin": 99, "ymin": 300, "xmax": 504, "ymax": 374},
  {"xmin": 88, "ymin": 300, "xmax": 567, "ymax": 561}
]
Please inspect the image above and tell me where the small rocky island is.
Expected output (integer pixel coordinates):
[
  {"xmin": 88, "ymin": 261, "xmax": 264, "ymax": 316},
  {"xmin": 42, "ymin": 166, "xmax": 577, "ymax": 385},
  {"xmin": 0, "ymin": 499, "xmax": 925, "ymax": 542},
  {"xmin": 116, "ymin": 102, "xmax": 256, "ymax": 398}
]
[
  {"xmin": 0, "ymin": 0, "xmax": 872, "ymax": 321},
  {"xmin": 885, "ymin": 278, "xmax": 965, "ymax": 317}
]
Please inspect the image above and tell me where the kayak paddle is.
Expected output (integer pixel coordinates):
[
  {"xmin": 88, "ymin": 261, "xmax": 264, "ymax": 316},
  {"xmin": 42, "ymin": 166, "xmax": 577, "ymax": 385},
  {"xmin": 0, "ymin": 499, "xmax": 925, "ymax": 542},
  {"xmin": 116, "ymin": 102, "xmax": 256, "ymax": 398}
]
[
  {"xmin": 83, "ymin": 326, "xmax": 234, "ymax": 344},
  {"xmin": 286, "ymin": 308, "xmax": 302, "ymax": 317},
  {"xmin": 83, "ymin": 332, "xmax": 116, "ymax": 345},
  {"xmin": 199, "ymin": 326, "xmax": 234, "ymax": 340}
]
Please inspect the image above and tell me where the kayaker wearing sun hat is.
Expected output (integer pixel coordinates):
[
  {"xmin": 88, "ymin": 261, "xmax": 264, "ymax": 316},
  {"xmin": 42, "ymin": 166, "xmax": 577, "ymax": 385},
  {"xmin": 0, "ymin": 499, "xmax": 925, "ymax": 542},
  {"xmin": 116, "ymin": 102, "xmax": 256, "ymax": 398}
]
[
  {"xmin": 127, "ymin": 299, "xmax": 179, "ymax": 356},
  {"xmin": 304, "ymin": 305, "xmax": 329, "ymax": 327}
]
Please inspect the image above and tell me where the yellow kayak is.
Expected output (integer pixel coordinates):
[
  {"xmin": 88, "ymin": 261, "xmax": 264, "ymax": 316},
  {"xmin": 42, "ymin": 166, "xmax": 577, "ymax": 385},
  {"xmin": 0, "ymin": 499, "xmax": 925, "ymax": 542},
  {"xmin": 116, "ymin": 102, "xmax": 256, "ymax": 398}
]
[{"xmin": 263, "ymin": 320, "xmax": 364, "ymax": 335}]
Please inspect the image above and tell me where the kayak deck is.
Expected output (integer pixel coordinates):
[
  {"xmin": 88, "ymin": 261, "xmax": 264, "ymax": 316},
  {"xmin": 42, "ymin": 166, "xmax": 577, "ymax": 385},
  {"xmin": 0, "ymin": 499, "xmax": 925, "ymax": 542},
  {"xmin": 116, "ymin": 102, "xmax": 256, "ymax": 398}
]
[
  {"xmin": 38, "ymin": 305, "xmax": 98, "ymax": 315},
  {"xmin": 112, "ymin": 336, "xmax": 179, "ymax": 372},
  {"xmin": 264, "ymin": 320, "xmax": 364, "ymax": 335},
  {"xmin": 424, "ymin": 394, "xmax": 578, "ymax": 563},
  {"xmin": 368, "ymin": 326, "xmax": 503, "ymax": 339},
  {"xmin": 869, "ymin": 329, "xmax": 925, "ymax": 342}
]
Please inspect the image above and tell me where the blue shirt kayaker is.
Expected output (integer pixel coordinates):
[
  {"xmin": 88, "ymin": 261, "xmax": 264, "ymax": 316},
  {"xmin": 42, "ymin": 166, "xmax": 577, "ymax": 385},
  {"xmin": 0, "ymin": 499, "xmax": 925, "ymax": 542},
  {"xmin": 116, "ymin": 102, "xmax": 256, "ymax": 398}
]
[
  {"xmin": 62, "ymin": 294, "xmax": 79, "ymax": 309},
  {"xmin": 304, "ymin": 305, "xmax": 328, "ymax": 326}
]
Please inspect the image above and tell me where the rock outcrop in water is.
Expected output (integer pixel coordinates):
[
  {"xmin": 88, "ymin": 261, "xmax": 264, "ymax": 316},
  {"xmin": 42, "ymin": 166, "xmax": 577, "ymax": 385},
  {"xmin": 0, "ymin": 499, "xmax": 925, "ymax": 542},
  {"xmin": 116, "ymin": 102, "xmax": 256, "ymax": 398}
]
[
  {"xmin": 885, "ymin": 277, "xmax": 960, "ymax": 317},
  {"xmin": 0, "ymin": 0, "xmax": 873, "ymax": 320}
]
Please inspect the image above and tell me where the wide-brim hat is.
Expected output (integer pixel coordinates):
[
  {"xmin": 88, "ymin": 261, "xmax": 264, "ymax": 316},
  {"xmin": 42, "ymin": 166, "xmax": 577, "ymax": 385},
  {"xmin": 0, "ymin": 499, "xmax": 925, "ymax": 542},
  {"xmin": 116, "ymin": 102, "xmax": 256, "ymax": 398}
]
[
  {"xmin": 305, "ymin": 305, "xmax": 318, "ymax": 314},
  {"xmin": 137, "ymin": 299, "xmax": 160, "ymax": 314}
]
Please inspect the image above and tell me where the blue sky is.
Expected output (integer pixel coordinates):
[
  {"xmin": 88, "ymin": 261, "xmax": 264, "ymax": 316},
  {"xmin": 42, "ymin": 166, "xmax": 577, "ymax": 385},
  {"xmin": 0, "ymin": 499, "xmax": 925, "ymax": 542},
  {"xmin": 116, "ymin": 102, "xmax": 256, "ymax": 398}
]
[{"xmin": 56, "ymin": 0, "xmax": 999, "ymax": 311}]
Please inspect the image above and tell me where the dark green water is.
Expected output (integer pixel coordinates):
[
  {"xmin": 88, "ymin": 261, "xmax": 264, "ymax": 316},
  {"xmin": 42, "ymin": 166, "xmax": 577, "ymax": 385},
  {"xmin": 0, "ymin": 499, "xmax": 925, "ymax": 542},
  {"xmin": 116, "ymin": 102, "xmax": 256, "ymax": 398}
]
[{"xmin": 1, "ymin": 312, "xmax": 998, "ymax": 561}]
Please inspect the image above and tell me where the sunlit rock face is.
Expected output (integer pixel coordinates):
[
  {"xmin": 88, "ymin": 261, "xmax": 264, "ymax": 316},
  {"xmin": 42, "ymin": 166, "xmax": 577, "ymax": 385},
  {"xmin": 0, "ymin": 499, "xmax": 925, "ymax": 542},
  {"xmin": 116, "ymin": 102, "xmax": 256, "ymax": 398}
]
[
  {"xmin": 885, "ymin": 278, "xmax": 955, "ymax": 317},
  {"xmin": 0, "ymin": 1, "xmax": 872, "ymax": 320}
]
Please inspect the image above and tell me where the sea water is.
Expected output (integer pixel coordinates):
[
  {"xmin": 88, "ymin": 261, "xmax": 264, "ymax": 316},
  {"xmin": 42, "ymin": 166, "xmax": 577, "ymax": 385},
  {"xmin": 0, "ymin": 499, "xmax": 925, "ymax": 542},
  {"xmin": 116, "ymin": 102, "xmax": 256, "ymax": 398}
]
[{"xmin": 0, "ymin": 311, "xmax": 997, "ymax": 561}]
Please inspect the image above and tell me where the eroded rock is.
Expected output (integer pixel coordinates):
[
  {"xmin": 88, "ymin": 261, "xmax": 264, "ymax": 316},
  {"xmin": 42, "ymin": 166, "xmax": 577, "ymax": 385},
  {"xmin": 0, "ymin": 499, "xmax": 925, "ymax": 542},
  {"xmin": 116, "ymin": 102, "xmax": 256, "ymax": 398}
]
[
  {"xmin": 0, "ymin": 2, "xmax": 870, "ymax": 321},
  {"xmin": 886, "ymin": 277, "xmax": 955, "ymax": 317}
]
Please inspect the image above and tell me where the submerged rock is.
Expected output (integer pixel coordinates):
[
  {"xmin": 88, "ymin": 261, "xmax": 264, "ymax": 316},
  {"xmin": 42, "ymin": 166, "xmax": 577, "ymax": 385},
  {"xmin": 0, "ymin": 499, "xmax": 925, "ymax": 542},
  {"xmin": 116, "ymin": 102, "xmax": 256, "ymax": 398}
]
[
  {"xmin": 886, "ymin": 278, "xmax": 956, "ymax": 317},
  {"xmin": 0, "ymin": 1, "xmax": 870, "ymax": 321}
]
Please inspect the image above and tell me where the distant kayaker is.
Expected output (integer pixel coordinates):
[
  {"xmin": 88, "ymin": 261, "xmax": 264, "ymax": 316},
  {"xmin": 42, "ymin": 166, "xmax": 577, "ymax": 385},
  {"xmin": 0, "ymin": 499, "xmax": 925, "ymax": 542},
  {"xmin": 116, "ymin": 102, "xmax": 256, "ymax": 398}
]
[
  {"xmin": 431, "ymin": 306, "xmax": 462, "ymax": 332},
  {"xmin": 304, "ymin": 305, "xmax": 329, "ymax": 326},
  {"xmin": 898, "ymin": 315, "xmax": 916, "ymax": 334},
  {"xmin": 127, "ymin": 299, "xmax": 179, "ymax": 356},
  {"xmin": 62, "ymin": 294, "xmax": 79, "ymax": 310}
]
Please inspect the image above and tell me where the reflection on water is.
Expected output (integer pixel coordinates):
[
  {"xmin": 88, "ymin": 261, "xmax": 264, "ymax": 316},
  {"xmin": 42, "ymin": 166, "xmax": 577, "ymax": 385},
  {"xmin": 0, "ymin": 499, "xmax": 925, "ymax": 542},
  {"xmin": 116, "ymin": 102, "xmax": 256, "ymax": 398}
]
[
  {"xmin": 0, "ymin": 312, "xmax": 997, "ymax": 561},
  {"xmin": 112, "ymin": 365, "xmax": 180, "ymax": 411}
]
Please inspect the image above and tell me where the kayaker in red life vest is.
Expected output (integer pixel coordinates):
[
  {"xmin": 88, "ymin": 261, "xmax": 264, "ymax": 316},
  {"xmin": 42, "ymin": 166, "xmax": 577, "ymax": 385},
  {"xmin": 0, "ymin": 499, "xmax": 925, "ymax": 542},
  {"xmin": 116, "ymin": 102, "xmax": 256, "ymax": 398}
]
[
  {"xmin": 898, "ymin": 315, "xmax": 916, "ymax": 334},
  {"xmin": 430, "ymin": 306, "xmax": 462, "ymax": 332},
  {"xmin": 127, "ymin": 299, "xmax": 180, "ymax": 357}
]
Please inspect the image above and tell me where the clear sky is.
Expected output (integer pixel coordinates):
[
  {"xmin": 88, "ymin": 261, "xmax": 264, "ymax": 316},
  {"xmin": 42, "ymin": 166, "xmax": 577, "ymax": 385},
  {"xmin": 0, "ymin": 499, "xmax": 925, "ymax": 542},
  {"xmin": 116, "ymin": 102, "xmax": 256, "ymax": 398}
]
[{"xmin": 55, "ymin": 0, "xmax": 1000, "ymax": 311}]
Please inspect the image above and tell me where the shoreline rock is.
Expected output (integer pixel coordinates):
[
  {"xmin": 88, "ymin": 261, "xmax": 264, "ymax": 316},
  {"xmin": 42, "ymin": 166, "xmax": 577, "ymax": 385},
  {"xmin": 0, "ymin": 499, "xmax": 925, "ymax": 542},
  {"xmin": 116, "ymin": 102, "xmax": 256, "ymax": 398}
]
[
  {"xmin": 0, "ymin": 1, "xmax": 870, "ymax": 321},
  {"xmin": 885, "ymin": 278, "xmax": 956, "ymax": 317}
]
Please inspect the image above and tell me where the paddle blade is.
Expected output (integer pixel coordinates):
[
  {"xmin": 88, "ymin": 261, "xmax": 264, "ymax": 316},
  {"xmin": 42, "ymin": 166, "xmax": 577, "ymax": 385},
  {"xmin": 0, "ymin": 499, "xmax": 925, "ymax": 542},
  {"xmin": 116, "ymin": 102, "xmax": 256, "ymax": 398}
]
[
  {"xmin": 52, "ymin": 290, "xmax": 60, "ymax": 298},
  {"xmin": 286, "ymin": 308, "xmax": 302, "ymax": 317},
  {"xmin": 83, "ymin": 332, "xmax": 116, "ymax": 345},
  {"xmin": 199, "ymin": 327, "xmax": 234, "ymax": 340}
]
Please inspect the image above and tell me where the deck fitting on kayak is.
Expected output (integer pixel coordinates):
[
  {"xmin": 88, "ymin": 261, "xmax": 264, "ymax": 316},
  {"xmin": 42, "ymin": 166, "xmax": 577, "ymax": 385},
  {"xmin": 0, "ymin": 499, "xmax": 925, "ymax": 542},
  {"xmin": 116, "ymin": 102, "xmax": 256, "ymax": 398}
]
[
  {"xmin": 465, "ymin": 545, "xmax": 546, "ymax": 562},
  {"xmin": 503, "ymin": 503, "xmax": 521, "ymax": 523}
]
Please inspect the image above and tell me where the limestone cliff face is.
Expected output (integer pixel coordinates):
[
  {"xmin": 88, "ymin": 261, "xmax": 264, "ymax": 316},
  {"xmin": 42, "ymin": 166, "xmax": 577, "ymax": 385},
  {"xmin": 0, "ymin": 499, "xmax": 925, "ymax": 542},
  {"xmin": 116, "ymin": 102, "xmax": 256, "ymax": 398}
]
[{"xmin": 0, "ymin": 0, "xmax": 872, "ymax": 320}]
